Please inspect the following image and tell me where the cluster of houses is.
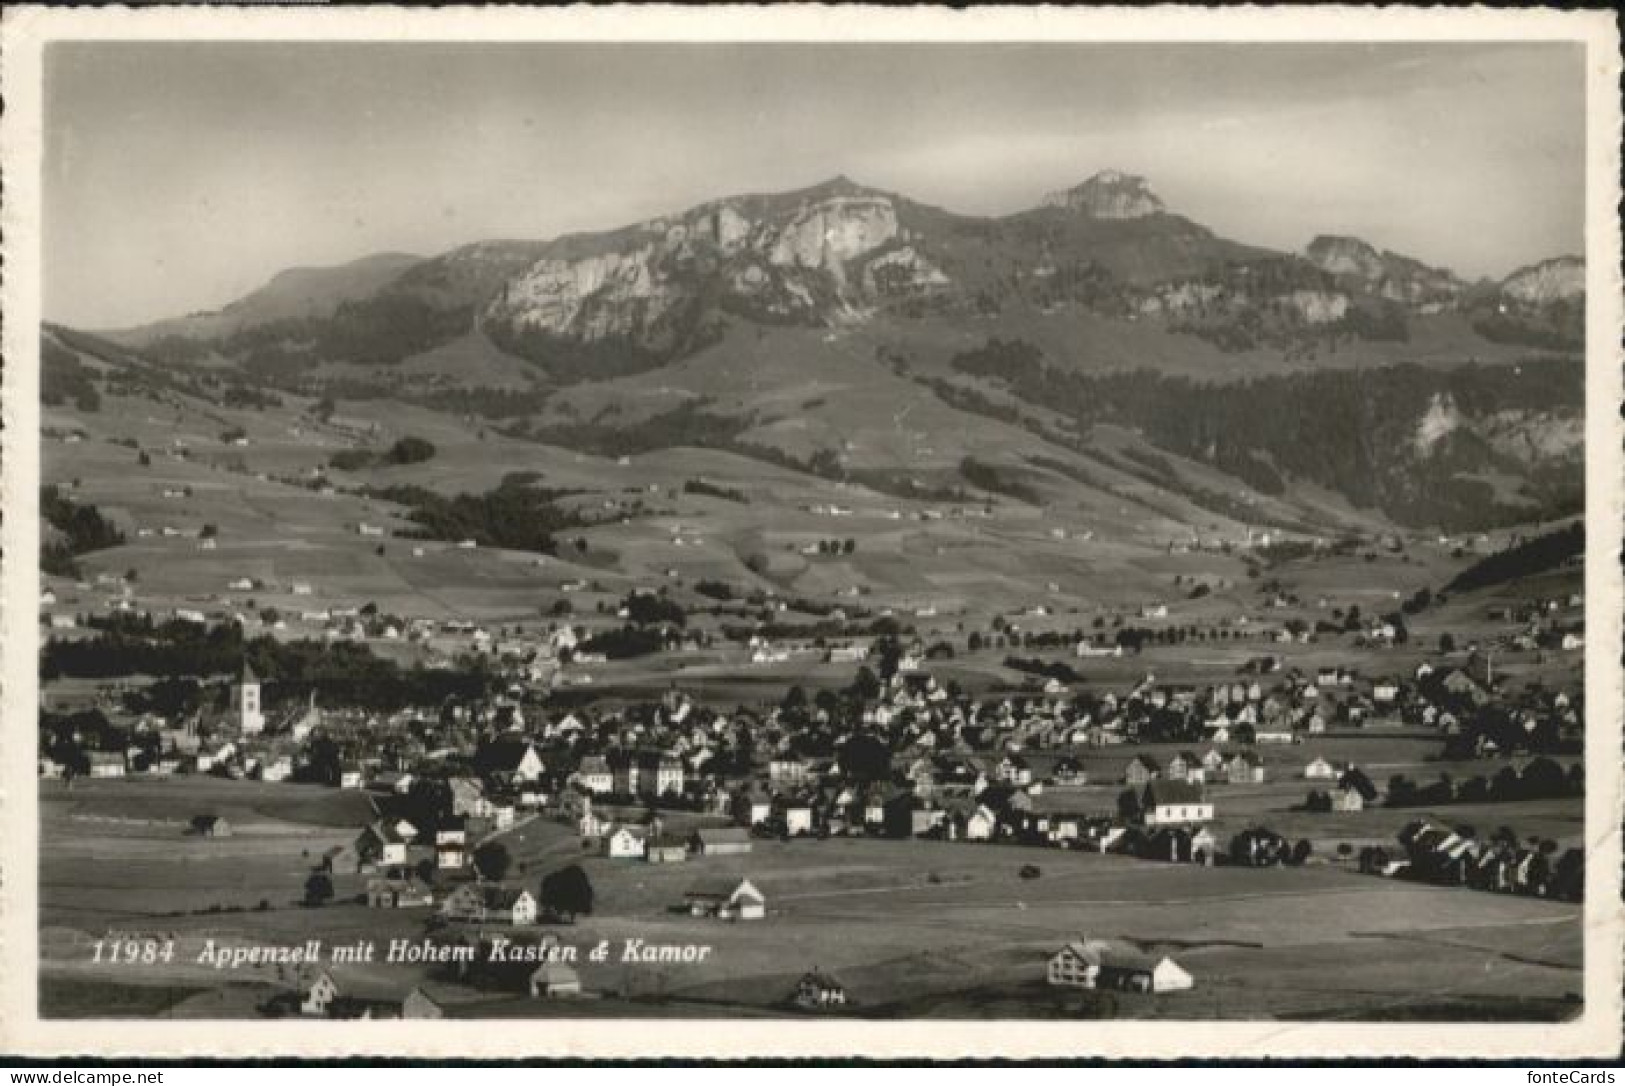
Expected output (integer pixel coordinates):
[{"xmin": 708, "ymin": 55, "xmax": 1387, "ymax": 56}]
[
  {"xmin": 42, "ymin": 620, "xmax": 1587, "ymax": 910},
  {"xmin": 1368, "ymin": 820, "xmax": 1584, "ymax": 902},
  {"xmin": 288, "ymin": 959, "xmax": 854, "ymax": 1019}
]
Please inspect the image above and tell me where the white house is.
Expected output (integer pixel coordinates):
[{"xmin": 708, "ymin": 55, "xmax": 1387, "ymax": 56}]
[
  {"xmin": 604, "ymin": 826, "xmax": 647, "ymax": 859},
  {"xmin": 1140, "ymin": 781, "xmax": 1213, "ymax": 826},
  {"xmin": 1048, "ymin": 938, "xmax": 1194, "ymax": 993},
  {"xmin": 301, "ymin": 971, "xmax": 340, "ymax": 1016},
  {"xmin": 1303, "ymin": 756, "xmax": 1337, "ymax": 780},
  {"xmin": 685, "ymin": 878, "xmax": 766, "ymax": 920},
  {"xmin": 963, "ymin": 805, "xmax": 998, "ymax": 841}
]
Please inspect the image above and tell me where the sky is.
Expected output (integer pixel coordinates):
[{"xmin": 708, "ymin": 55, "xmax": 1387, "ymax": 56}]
[{"xmin": 44, "ymin": 41, "xmax": 1586, "ymax": 329}]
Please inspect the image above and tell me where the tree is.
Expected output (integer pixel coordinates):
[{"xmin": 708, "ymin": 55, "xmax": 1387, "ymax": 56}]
[
  {"xmin": 1116, "ymin": 788, "xmax": 1142, "ymax": 822},
  {"xmin": 851, "ymin": 665, "xmax": 881, "ymax": 701},
  {"xmin": 838, "ymin": 733, "xmax": 891, "ymax": 783},
  {"xmin": 473, "ymin": 841, "xmax": 511, "ymax": 882},
  {"xmin": 540, "ymin": 864, "xmax": 594, "ymax": 921},
  {"xmin": 303, "ymin": 872, "xmax": 334, "ymax": 908},
  {"xmin": 385, "ymin": 436, "xmax": 437, "ymax": 466},
  {"xmin": 1520, "ymin": 757, "xmax": 1568, "ymax": 799}
]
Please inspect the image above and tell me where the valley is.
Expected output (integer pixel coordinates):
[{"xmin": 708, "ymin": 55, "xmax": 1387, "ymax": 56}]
[{"xmin": 35, "ymin": 169, "xmax": 1588, "ymax": 1023}]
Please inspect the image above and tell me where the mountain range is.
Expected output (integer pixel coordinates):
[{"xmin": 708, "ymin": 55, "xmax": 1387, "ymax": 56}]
[
  {"xmin": 105, "ymin": 171, "xmax": 1584, "ymax": 366},
  {"xmin": 55, "ymin": 170, "xmax": 1586, "ymax": 533}
]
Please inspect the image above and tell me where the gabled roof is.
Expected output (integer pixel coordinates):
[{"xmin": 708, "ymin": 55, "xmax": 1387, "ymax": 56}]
[
  {"xmin": 685, "ymin": 876, "xmax": 761, "ymax": 899},
  {"xmin": 532, "ymin": 962, "xmax": 580, "ymax": 984},
  {"xmin": 1143, "ymin": 780, "xmax": 1205, "ymax": 806},
  {"xmin": 483, "ymin": 886, "xmax": 534, "ymax": 909},
  {"xmin": 477, "ymin": 739, "xmax": 539, "ymax": 772},
  {"xmin": 799, "ymin": 970, "xmax": 845, "ymax": 991},
  {"xmin": 1057, "ymin": 937, "xmax": 1164, "ymax": 974}
]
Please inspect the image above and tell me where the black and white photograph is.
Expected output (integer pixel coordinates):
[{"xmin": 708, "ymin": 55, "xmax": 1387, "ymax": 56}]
[{"xmin": 1, "ymin": 4, "xmax": 1619, "ymax": 1061}]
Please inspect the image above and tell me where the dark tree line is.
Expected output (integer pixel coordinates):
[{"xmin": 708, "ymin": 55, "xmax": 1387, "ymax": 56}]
[
  {"xmin": 41, "ymin": 485, "xmax": 125, "ymax": 577},
  {"xmin": 1445, "ymin": 522, "xmax": 1583, "ymax": 593}
]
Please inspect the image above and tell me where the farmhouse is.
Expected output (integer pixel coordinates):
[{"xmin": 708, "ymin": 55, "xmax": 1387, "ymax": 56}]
[
  {"xmin": 685, "ymin": 878, "xmax": 766, "ymax": 920},
  {"xmin": 87, "ymin": 751, "xmax": 126, "ymax": 778},
  {"xmin": 646, "ymin": 835, "xmax": 689, "ymax": 864},
  {"xmin": 779, "ymin": 797, "xmax": 815, "ymax": 836},
  {"xmin": 301, "ymin": 971, "xmax": 340, "ymax": 1016},
  {"xmin": 576, "ymin": 756, "xmax": 614, "ymax": 794},
  {"xmin": 530, "ymin": 963, "xmax": 583, "ymax": 999},
  {"xmin": 367, "ymin": 878, "xmax": 434, "ymax": 909},
  {"xmin": 1332, "ymin": 787, "xmax": 1366, "ymax": 812},
  {"xmin": 604, "ymin": 826, "xmax": 647, "ymax": 859},
  {"xmin": 1140, "ymin": 780, "xmax": 1213, "ymax": 826},
  {"xmin": 1123, "ymin": 755, "xmax": 1161, "ymax": 785},
  {"xmin": 770, "ymin": 756, "xmax": 812, "ymax": 785},
  {"xmin": 1339, "ymin": 766, "xmax": 1380, "ymax": 805},
  {"xmin": 440, "ymin": 884, "xmax": 538, "ymax": 926},
  {"xmin": 960, "ymin": 804, "xmax": 999, "ymax": 841},
  {"xmin": 1047, "ymin": 938, "xmax": 1194, "ymax": 994},
  {"xmin": 476, "ymin": 739, "xmax": 545, "ymax": 783},
  {"xmin": 401, "ymin": 988, "xmax": 444, "ymax": 1019},
  {"xmin": 1303, "ymin": 756, "xmax": 1336, "ymax": 780},
  {"xmin": 691, "ymin": 827, "xmax": 753, "ymax": 856},
  {"xmin": 190, "ymin": 814, "xmax": 231, "ymax": 838},
  {"xmin": 1166, "ymin": 751, "xmax": 1202, "ymax": 782},
  {"xmin": 1052, "ymin": 757, "xmax": 1088, "ymax": 786},
  {"xmin": 793, "ymin": 970, "xmax": 848, "ymax": 1010},
  {"xmin": 355, "ymin": 821, "xmax": 409, "ymax": 870},
  {"xmin": 1226, "ymin": 751, "xmax": 1266, "ymax": 785}
]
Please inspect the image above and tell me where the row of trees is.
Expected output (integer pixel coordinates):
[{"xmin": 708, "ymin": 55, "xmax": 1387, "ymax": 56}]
[
  {"xmin": 364, "ymin": 478, "xmax": 589, "ymax": 555},
  {"xmin": 43, "ymin": 614, "xmax": 497, "ymax": 710},
  {"xmin": 1385, "ymin": 758, "xmax": 1581, "ymax": 808}
]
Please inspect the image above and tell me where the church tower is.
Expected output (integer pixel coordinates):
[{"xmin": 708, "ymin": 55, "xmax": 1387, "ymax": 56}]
[{"xmin": 235, "ymin": 660, "xmax": 265, "ymax": 736}]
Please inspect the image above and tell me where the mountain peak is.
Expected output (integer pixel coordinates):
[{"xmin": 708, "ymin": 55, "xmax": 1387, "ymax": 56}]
[
  {"xmin": 1305, "ymin": 235, "xmax": 1385, "ymax": 279},
  {"xmin": 1041, "ymin": 170, "xmax": 1165, "ymax": 219},
  {"xmin": 1501, "ymin": 255, "xmax": 1584, "ymax": 304},
  {"xmin": 798, "ymin": 174, "xmax": 885, "ymax": 200}
]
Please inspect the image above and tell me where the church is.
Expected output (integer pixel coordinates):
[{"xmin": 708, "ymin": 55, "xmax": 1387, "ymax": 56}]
[{"xmin": 233, "ymin": 661, "xmax": 265, "ymax": 736}]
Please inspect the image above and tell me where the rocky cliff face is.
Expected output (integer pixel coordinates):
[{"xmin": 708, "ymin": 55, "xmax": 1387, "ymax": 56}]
[
  {"xmin": 1305, "ymin": 235, "xmax": 1464, "ymax": 308},
  {"xmin": 482, "ymin": 184, "xmax": 949, "ymax": 347},
  {"xmin": 1305, "ymin": 235, "xmax": 1388, "ymax": 281},
  {"xmin": 1501, "ymin": 256, "xmax": 1584, "ymax": 305},
  {"xmin": 1041, "ymin": 170, "xmax": 1166, "ymax": 219}
]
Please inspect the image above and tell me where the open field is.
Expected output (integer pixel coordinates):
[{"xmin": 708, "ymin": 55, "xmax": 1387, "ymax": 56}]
[{"xmin": 40, "ymin": 781, "xmax": 1583, "ymax": 1020}]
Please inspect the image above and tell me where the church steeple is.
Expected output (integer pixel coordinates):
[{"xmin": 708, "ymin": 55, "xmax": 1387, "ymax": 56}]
[{"xmin": 235, "ymin": 659, "xmax": 264, "ymax": 736}]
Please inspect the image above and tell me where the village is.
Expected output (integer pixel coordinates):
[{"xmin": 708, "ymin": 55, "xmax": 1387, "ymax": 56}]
[{"xmin": 39, "ymin": 574, "xmax": 1586, "ymax": 1019}]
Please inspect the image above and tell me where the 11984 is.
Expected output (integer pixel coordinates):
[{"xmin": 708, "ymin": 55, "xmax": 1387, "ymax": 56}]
[{"xmin": 91, "ymin": 937, "xmax": 176, "ymax": 965}]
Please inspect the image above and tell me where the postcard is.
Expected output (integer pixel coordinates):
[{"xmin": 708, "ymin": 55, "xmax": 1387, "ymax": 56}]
[{"xmin": 2, "ymin": 3, "xmax": 1620, "ymax": 1061}]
